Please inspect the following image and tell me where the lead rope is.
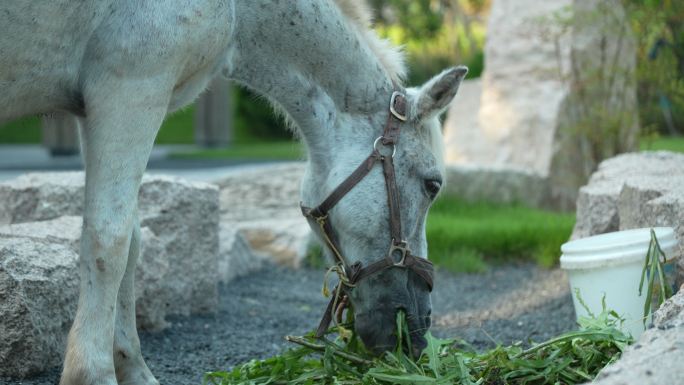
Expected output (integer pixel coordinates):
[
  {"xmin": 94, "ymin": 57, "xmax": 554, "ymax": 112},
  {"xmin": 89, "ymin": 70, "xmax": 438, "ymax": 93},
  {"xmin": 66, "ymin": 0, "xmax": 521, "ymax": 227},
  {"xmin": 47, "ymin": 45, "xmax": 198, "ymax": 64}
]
[{"xmin": 314, "ymin": 215, "xmax": 346, "ymax": 266}]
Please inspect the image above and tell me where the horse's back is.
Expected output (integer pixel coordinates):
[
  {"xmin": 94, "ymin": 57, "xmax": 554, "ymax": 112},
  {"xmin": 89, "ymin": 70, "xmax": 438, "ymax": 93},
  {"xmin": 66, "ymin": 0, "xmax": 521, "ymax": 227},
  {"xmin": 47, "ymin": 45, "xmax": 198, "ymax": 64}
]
[{"xmin": 0, "ymin": 0, "xmax": 235, "ymax": 123}]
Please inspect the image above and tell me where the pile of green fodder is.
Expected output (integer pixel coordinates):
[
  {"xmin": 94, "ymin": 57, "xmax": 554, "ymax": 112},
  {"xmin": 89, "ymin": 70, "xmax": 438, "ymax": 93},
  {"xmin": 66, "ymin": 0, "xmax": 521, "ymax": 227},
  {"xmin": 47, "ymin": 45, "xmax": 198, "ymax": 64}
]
[{"xmin": 204, "ymin": 308, "xmax": 632, "ymax": 385}]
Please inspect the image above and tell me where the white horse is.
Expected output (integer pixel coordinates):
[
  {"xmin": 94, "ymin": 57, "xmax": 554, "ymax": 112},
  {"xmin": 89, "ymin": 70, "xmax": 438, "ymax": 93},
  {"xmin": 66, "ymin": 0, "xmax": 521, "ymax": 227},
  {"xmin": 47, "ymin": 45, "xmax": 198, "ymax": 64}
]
[{"xmin": 0, "ymin": 0, "xmax": 466, "ymax": 384}]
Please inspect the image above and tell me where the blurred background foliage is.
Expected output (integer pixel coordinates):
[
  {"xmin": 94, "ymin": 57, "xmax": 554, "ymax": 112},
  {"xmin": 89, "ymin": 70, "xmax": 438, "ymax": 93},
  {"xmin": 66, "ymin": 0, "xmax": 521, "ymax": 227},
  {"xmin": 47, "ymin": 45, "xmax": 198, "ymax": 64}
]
[
  {"xmin": 233, "ymin": 0, "xmax": 491, "ymax": 141},
  {"xmin": 230, "ymin": 0, "xmax": 492, "ymax": 142},
  {"xmin": 0, "ymin": 0, "xmax": 681, "ymax": 144},
  {"xmin": 232, "ymin": 0, "xmax": 683, "ymax": 143},
  {"xmin": 224, "ymin": 0, "xmax": 682, "ymax": 142},
  {"xmin": 623, "ymin": 0, "xmax": 684, "ymax": 140},
  {"xmin": 369, "ymin": 0, "xmax": 489, "ymax": 84}
]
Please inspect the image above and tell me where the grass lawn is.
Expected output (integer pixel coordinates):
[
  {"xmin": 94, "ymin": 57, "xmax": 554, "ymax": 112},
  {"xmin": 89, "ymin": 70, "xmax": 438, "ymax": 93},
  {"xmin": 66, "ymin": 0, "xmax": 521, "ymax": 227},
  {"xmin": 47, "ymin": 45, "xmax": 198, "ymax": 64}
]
[
  {"xmin": 0, "ymin": 107, "xmax": 198, "ymax": 144},
  {"xmin": 640, "ymin": 135, "xmax": 684, "ymax": 153},
  {"xmin": 5, "ymin": 108, "xmax": 683, "ymax": 159},
  {"xmin": 307, "ymin": 196, "xmax": 575, "ymax": 274},
  {"xmin": 426, "ymin": 196, "xmax": 575, "ymax": 273},
  {"xmin": 0, "ymin": 116, "xmax": 42, "ymax": 143},
  {"xmin": 170, "ymin": 140, "xmax": 303, "ymax": 160}
]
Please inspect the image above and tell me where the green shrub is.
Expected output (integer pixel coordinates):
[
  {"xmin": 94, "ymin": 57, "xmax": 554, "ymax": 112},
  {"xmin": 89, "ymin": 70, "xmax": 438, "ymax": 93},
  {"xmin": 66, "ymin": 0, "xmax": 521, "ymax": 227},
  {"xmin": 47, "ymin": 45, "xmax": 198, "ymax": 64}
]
[
  {"xmin": 624, "ymin": 0, "xmax": 684, "ymax": 136},
  {"xmin": 373, "ymin": 0, "xmax": 489, "ymax": 85},
  {"xmin": 233, "ymin": 87, "xmax": 290, "ymax": 142}
]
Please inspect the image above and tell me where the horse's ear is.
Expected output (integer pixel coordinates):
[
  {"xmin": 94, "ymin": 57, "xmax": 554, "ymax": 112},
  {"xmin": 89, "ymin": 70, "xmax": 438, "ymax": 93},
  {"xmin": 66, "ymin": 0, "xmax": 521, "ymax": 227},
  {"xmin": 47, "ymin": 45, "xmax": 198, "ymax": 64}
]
[{"xmin": 414, "ymin": 66, "xmax": 468, "ymax": 120}]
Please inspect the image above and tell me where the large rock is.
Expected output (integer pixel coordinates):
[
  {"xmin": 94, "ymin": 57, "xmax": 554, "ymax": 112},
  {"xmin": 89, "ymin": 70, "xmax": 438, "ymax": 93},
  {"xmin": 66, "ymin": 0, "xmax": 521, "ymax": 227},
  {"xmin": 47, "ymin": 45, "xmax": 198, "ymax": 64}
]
[
  {"xmin": 571, "ymin": 152, "xmax": 684, "ymax": 282},
  {"xmin": 0, "ymin": 216, "xmax": 170, "ymax": 329},
  {"xmin": 0, "ymin": 216, "xmax": 171, "ymax": 376},
  {"xmin": 0, "ymin": 236, "xmax": 78, "ymax": 377},
  {"xmin": 589, "ymin": 288, "xmax": 684, "ymax": 384},
  {"xmin": 443, "ymin": 78, "xmax": 481, "ymax": 166},
  {"xmin": 137, "ymin": 175, "xmax": 220, "ymax": 314},
  {"xmin": 0, "ymin": 171, "xmax": 228, "ymax": 377},
  {"xmin": 572, "ymin": 152, "xmax": 684, "ymax": 384},
  {"xmin": 218, "ymin": 222, "xmax": 263, "ymax": 283},
  {"xmin": 0, "ymin": 172, "xmax": 83, "ymax": 223},
  {"xmin": 215, "ymin": 163, "xmax": 312, "ymax": 269},
  {"xmin": 653, "ymin": 285, "xmax": 684, "ymax": 328},
  {"xmin": 444, "ymin": 164, "xmax": 549, "ymax": 208},
  {"xmin": 444, "ymin": 0, "xmax": 638, "ymax": 210},
  {"xmin": 0, "ymin": 172, "xmax": 220, "ymax": 320}
]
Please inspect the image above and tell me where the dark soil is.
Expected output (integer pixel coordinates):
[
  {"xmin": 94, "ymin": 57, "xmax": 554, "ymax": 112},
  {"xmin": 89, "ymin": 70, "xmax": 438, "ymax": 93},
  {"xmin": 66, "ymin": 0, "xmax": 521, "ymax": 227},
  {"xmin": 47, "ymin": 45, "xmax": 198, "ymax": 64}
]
[{"xmin": 2, "ymin": 263, "xmax": 576, "ymax": 385}]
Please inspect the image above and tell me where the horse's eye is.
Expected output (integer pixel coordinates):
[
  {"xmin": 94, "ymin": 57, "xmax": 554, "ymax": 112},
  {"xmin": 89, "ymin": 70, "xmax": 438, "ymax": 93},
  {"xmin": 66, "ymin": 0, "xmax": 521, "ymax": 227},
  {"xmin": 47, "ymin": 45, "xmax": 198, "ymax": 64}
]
[{"xmin": 424, "ymin": 179, "xmax": 442, "ymax": 199}]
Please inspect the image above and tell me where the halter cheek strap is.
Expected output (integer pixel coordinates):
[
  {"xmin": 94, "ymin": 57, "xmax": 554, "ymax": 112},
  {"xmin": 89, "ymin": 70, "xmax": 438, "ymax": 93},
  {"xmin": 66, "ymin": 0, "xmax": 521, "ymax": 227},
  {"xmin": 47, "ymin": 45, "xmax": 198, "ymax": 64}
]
[{"xmin": 300, "ymin": 89, "xmax": 435, "ymax": 338}]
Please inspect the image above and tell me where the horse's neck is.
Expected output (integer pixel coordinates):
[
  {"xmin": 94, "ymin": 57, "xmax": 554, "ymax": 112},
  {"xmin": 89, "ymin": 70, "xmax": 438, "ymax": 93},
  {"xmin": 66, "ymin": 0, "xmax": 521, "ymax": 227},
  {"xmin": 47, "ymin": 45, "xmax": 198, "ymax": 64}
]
[{"xmin": 225, "ymin": 1, "xmax": 393, "ymax": 134}]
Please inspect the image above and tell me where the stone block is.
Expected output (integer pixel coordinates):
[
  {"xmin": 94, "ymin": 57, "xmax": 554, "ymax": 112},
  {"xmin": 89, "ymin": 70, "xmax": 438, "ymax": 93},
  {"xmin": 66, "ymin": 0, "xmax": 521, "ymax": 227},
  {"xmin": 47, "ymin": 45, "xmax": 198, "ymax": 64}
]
[
  {"xmin": 0, "ymin": 172, "xmax": 221, "ymax": 319},
  {"xmin": 444, "ymin": 164, "xmax": 549, "ymax": 208},
  {"xmin": 215, "ymin": 163, "xmax": 312, "ymax": 268},
  {"xmin": 589, "ymin": 289, "xmax": 684, "ymax": 385},
  {"xmin": 0, "ymin": 216, "xmax": 171, "ymax": 331},
  {"xmin": 0, "ymin": 236, "xmax": 78, "ymax": 377},
  {"xmin": 571, "ymin": 151, "xmax": 684, "ymax": 289},
  {"xmin": 444, "ymin": 0, "xmax": 638, "ymax": 210},
  {"xmin": 653, "ymin": 285, "xmax": 684, "ymax": 329},
  {"xmin": 0, "ymin": 172, "xmax": 83, "ymax": 225},
  {"xmin": 218, "ymin": 222, "xmax": 263, "ymax": 283},
  {"xmin": 137, "ymin": 175, "xmax": 220, "ymax": 314}
]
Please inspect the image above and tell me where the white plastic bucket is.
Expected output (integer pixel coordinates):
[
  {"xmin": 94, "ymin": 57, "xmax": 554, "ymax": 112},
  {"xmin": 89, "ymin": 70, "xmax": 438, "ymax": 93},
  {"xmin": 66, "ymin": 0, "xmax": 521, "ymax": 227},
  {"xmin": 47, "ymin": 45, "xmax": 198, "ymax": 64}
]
[{"xmin": 560, "ymin": 227, "xmax": 679, "ymax": 339}]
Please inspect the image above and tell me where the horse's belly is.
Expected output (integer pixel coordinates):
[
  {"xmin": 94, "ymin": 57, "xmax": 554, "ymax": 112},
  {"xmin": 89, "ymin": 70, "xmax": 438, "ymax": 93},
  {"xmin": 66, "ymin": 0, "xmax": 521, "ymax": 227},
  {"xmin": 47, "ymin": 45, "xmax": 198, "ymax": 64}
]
[{"xmin": 0, "ymin": 1, "xmax": 105, "ymax": 121}]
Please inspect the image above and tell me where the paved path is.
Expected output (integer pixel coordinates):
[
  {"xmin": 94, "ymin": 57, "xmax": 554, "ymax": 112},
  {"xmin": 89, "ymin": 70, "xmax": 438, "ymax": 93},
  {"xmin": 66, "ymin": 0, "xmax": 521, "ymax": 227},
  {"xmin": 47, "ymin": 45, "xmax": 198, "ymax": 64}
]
[{"xmin": 0, "ymin": 145, "xmax": 294, "ymax": 182}]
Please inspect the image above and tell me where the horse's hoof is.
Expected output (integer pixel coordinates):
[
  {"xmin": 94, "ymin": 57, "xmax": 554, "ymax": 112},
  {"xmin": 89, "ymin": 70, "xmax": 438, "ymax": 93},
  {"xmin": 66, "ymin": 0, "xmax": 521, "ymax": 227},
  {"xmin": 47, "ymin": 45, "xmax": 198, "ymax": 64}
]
[{"xmin": 115, "ymin": 355, "xmax": 159, "ymax": 385}]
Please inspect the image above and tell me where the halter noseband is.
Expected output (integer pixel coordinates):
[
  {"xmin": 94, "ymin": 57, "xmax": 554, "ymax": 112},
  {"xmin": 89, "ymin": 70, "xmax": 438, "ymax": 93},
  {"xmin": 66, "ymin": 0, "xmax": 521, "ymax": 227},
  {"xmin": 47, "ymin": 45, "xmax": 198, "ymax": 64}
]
[{"xmin": 300, "ymin": 89, "xmax": 435, "ymax": 338}]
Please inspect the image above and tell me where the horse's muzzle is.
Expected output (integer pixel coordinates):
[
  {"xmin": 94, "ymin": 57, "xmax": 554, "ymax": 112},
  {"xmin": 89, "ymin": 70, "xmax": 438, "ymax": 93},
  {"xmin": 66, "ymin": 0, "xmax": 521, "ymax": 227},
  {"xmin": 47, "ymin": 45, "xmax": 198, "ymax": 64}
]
[
  {"xmin": 351, "ymin": 269, "xmax": 432, "ymax": 358},
  {"xmin": 354, "ymin": 306, "xmax": 430, "ymax": 359}
]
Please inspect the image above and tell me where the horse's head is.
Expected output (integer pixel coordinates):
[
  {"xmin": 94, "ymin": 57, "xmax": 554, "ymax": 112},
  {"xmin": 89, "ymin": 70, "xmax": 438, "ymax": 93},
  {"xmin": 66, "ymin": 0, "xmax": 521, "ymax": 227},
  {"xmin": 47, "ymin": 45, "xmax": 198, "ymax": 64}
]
[{"xmin": 301, "ymin": 66, "xmax": 467, "ymax": 356}]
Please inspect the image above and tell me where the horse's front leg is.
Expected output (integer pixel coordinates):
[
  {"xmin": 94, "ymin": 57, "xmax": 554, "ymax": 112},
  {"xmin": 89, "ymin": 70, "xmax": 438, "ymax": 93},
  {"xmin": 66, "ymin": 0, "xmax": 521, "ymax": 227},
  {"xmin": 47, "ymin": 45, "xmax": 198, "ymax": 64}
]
[
  {"xmin": 60, "ymin": 79, "xmax": 170, "ymax": 385},
  {"xmin": 77, "ymin": 119, "xmax": 157, "ymax": 385},
  {"xmin": 112, "ymin": 216, "xmax": 158, "ymax": 385}
]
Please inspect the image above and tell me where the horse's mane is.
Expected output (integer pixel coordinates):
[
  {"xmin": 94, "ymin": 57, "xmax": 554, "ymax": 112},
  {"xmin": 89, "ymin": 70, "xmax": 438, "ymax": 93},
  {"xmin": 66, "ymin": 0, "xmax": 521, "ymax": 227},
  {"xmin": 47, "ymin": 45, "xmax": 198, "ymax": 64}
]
[{"xmin": 333, "ymin": 0, "xmax": 407, "ymax": 84}]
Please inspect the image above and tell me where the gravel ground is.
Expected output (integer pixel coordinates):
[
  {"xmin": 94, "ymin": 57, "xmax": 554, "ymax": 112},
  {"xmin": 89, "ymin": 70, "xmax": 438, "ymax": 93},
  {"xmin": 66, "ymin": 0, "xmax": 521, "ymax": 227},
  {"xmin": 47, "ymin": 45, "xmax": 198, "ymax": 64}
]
[{"xmin": 2, "ymin": 262, "xmax": 576, "ymax": 385}]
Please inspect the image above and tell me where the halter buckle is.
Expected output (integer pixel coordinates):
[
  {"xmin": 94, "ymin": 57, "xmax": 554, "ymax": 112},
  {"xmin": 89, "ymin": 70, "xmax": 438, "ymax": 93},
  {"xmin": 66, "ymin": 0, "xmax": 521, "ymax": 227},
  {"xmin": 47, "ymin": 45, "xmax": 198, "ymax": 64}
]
[
  {"xmin": 388, "ymin": 240, "xmax": 409, "ymax": 266},
  {"xmin": 389, "ymin": 91, "xmax": 407, "ymax": 121}
]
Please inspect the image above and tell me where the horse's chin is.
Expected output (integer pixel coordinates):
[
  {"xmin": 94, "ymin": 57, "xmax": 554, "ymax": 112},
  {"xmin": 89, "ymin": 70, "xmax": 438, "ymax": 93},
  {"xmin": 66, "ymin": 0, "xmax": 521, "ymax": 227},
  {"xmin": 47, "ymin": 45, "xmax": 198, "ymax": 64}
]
[
  {"xmin": 349, "ymin": 270, "xmax": 432, "ymax": 357},
  {"xmin": 353, "ymin": 307, "xmax": 428, "ymax": 359}
]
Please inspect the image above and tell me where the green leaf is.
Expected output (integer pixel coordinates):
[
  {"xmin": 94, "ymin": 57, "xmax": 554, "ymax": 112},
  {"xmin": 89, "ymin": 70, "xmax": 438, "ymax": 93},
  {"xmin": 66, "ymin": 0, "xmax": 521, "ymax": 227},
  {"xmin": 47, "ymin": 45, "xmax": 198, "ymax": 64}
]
[
  {"xmin": 367, "ymin": 371, "xmax": 437, "ymax": 384},
  {"xmin": 424, "ymin": 333, "xmax": 451, "ymax": 376}
]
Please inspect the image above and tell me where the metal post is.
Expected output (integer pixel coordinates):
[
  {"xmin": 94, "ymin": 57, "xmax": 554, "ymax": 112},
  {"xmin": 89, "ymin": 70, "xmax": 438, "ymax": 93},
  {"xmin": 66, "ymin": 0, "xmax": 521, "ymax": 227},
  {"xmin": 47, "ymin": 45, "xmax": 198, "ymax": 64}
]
[
  {"xmin": 194, "ymin": 77, "xmax": 233, "ymax": 147},
  {"xmin": 41, "ymin": 112, "xmax": 80, "ymax": 156}
]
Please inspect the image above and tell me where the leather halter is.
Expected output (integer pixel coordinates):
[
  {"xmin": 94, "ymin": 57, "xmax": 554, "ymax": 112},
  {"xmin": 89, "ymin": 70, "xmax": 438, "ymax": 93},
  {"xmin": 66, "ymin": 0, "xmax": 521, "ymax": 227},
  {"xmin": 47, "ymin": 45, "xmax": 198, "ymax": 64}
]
[{"xmin": 301, "ymin": 89, "xmax": 435, "ymax": 338}]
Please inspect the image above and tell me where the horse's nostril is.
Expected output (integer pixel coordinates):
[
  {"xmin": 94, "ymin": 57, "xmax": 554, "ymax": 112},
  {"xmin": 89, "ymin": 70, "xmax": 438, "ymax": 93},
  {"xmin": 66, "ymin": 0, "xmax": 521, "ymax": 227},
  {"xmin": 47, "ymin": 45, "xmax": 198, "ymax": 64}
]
[
  {"xmin": 411, "ymin": 333, "xmax": 428, "ymax": 358},
  {"xmin": 424, "ymin": 178, "xmax": 442, "ymax": 199}
]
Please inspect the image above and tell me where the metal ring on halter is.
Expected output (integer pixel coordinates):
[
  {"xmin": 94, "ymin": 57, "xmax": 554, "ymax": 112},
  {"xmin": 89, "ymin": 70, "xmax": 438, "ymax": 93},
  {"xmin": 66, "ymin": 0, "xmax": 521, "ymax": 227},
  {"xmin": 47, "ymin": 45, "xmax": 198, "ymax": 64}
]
[{"xmin": 373, "ymin": 136, "xmax": 396, "ymax": 158}]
